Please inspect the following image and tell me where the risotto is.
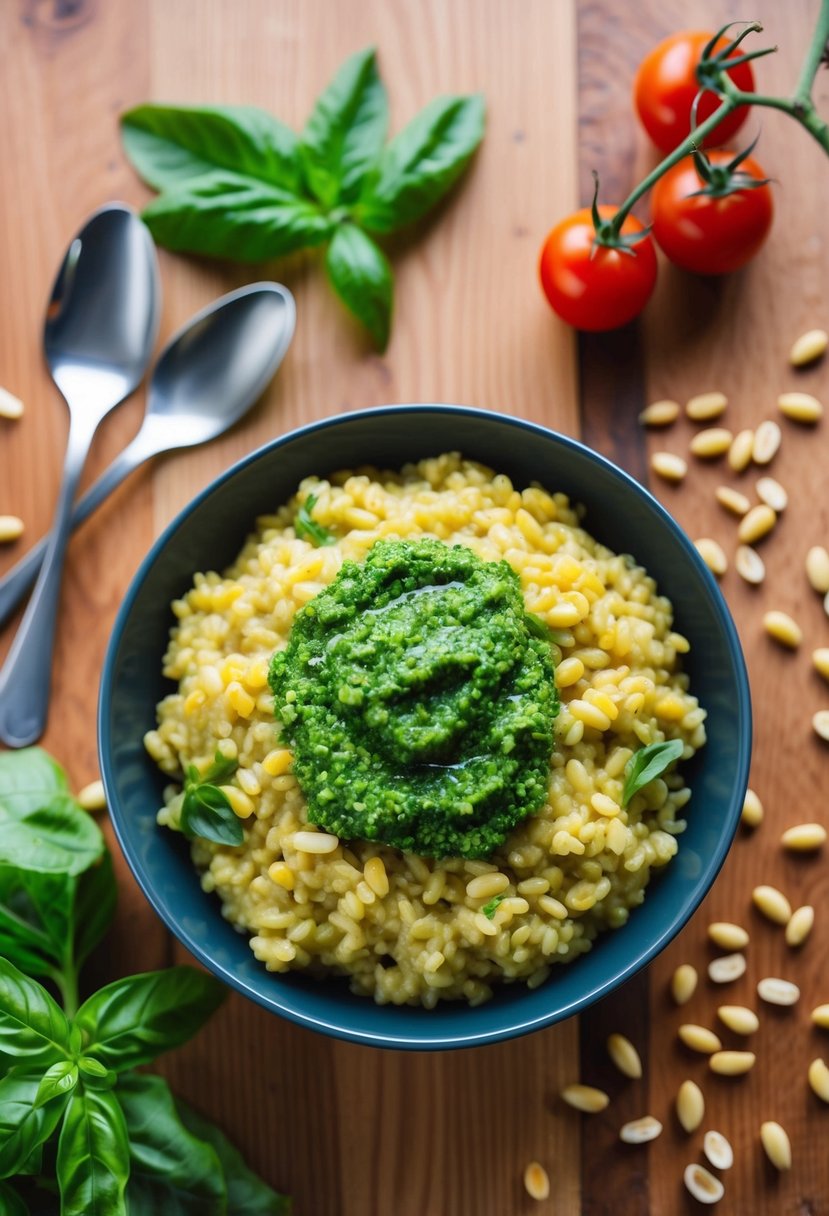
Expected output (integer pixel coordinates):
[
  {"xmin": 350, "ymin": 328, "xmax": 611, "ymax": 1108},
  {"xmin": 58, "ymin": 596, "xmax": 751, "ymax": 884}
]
[{"xmin": 145, "ymin": 454, "xmax": 705, "ymax": 1007}]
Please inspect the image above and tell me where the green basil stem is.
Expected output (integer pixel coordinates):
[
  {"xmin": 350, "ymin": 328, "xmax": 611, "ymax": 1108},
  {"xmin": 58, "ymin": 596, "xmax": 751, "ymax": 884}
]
[{"xmin": 56, "ymin": 956, "xmax": 79, "ymax": 1020}]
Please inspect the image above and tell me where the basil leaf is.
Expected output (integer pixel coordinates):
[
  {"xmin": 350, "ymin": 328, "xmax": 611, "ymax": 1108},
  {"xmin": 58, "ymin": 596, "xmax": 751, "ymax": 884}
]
[
  {"xmin": 56, "ymin": 1088, "xmax": 129, "ymax": 1216},
  {"xmin": 325, "ymin": 223, "xmax": 393, "ymax": 351},
  {"xmin": 481, "ymin": 895, "xmax": 506, "ymax": 919},
  {"xmin": 0, "ymin": 1069, "xmax": 68, "ymax": 1178},
  {"xmin": 75, "ymin": 966, "xmax": 225, "ymax": 1073},
  {"xmin": 73, "ymin": 852, "xmax": 117, "ymax": 969},
  {"xmin": 180, "ymin": 783, "xmax": 243, "ymax": 847},
  {"xmin": 34, "ymin": 1061, "xmax": 78, "ymax": 1109},
  {"xmin": 121, "ymin": 103, "xmax": 302, "ymax": 193},
  {"xmin": 0, "ymin": 750, "xmax": 103, "ymax": 876},
  {"xmin": 355, "ymin": 94, "xmax": 485, "ymax": 233},
  {"xmin": 0, "ymin": 1180, "xmax": 29, "ymax": 1215},
  {"xmin": 202, "ymin": 749, "xmax": 239, "ymax": 786},
  {"xmin": 0, "ymin": 958, "xmax": 71, "ymax": 1064},
  {"xmin": 141, "ymin": 171, "xmax": 333, "ymax": 262},
  {"xmin": 300, "ymin": 46, "xmax": 387, "ymax": 208},
  {"xmin": 117, "ymin": 1073, "xmax": 225, "ymax": 1215},
  {"xmin": 0, "ymin": 869, "xmax": 75, "ymax": 983},
  {"xmin": 622, "ymin": 738, "xmax": 685, "ymax": 807},
  {"xmin": 295, "ymin": 494, "xmax": 335, "ymax": 548},
  {"xmin": 177, "ymin": 1097, "xmax": 291, "ymax": 1215}
]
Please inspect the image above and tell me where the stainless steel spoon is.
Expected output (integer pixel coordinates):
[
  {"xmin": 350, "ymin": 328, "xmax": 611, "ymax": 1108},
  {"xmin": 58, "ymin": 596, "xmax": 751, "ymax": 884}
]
[
  {"xmin": 0, "ymin": 203, "xmax": 160, "ymax": 747},
  {"xmin": 0, "ymin": 282, "xmax": 296, "ymax": 635}
]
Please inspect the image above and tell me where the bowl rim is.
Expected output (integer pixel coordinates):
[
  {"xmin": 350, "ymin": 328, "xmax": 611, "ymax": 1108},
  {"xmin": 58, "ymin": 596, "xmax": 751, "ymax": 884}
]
[{"xmin": 99, "ymin": 403, "xmax": 752, "ymax": 1049}]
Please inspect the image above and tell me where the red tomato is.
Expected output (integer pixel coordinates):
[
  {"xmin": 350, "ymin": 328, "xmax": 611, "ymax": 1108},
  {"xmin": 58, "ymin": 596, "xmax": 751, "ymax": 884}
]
[
  {"xmin": 650, "ymin": 152, "xmax": 773, "ymax": 275},
  {"xmin": 539, "ymin": 206, "xmax": 657, "ymax": 331},
  {"xmin": 634, "ymin": 30, "xmax": 755, "ymax": 152}
]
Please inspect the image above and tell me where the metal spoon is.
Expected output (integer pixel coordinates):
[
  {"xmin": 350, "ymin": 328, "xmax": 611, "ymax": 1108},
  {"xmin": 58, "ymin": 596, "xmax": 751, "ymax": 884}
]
[
  {"xmin": 0, "ymin": 203, "xmax": 160, "ymax": 747},
  {"xmin": 0, "ymin": 282, "xmax": 296, "ymax": 636}
]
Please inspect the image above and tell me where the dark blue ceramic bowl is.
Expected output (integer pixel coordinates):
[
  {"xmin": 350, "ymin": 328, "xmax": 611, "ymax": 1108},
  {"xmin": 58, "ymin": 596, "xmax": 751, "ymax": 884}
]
[{"xmin": 99, "ymin": 405, "xmax": 751, "ymax": 1049}]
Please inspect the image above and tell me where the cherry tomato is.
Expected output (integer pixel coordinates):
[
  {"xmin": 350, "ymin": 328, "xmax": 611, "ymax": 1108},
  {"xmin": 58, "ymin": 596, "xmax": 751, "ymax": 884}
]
[
  {"xmin": 634, "ymin": 30, "xmax": 755, "ymax": 152},
  {"xmin": 539, "ymin": 206, "xmax": 657, "ymax": 331},
  {"xmin": 650, "ymin": 152, "xmax": 773, "ymax": 275}
]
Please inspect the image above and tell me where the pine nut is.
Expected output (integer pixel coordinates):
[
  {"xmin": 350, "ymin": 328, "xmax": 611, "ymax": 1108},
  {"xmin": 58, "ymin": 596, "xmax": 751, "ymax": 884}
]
[
  {"xmin": 683, "ymin": 1164, "xmax": 724, "ymax": 1205},
  {"xmin": 523, "ymin": 1161, "xmax": 550, "ymax": 1201},
  {"xmin": 671, "ymin": 963, "xmax": 698, "ymax": 1005},
  {"xmin": 640, "ymin": 399, "xmax": 680, "ymax": 427},
  {"xmin": 813, "ymin": 649, "xmax": 829, "ymax": 681},
  {"xmin": 676, "ymin": 1080, "xmax": 705, "ymax": 1132},
  {"xmin": 813, "ymin": 710, "xmax": 829, "ymax": 742},
  {"xmin": 812, "ymin": 1005, "xmax": 829, "ymax": 1029},
  {"xmin": 752, "ymin": 884, "xmax": 792, "ymax": 925},
  {"xmin": 752, "ymin": 420, "xmax": 782, "ymax": 464},
  {"xmin": 679, "ymin": 1024, "xmax": 722, "ymax": 1054},
  {"xmin": 466, "ymin": 873, "xmax": 510, "ymax": 900},
  {"xmin": 710, "ymin": 1050, "xmax": 755, "ymax": 1076},
  {"xmin": 694, "ymin": 538, "xmax": 727, "ymax": 576},
  {"xmin": 0, "ymin": 515, "xmax": 24, "ymax": 544},
  {"xmin": 717, "ymin": 1005, "xmax": 759, "ymax": 1036},
  {"xmin": 756, "ymin": 476, "xmax": 788, "ymax": 512},
  {"xmin": 619, "ymin": 1115, "xmax": 662, "ymax": 1144},
  {"xmin": 806, "ymin": 545, "xmax": 829, "ymax": 593},
  {"xmin": 76, "ymin": 780, "xmax": 106, "ymax": 813},
  {"xmin": 735, "ymin": 546, "xmax": 765, "ymax": 586},
  {"xmin": 728, "ymin": 429, "xmax": 755, "ymax": 472},
  {"xmin": 561, "ymin": 1084, "xmax": 609, "ymax": 1113},
  {"xmin": 757, "ymin": 977, "xmax": 800, "ymax": 1006},
  {"xmin": 789, "ymin": 328, "xmax": 828, "ymax": 366},
  {"xmin": 738, "ymin": 505, "xmax": 776, "ymax": 545},
  {"xmin": 763, "ymin": 611, "xmax": 802, "ymax": 650},
  {"xmin": 703, "ymin": 1130, "xmax": 734, "ymax": 1171},
  {"xmin": 607, "ymin": 1033, "xmax": 642, "ymax": 1079},
  {"xmin": 690, "ymin": 427, "xmax": 733, "ymax": 458},
  {"xmin": 785, "ymin": 905, "xmax": 814, "ymax": 947},
  {"xmin": 708, "ymin": 922, "xmax": 749, "ymax": 951},
  {"xmin": 364, "ymin": 856, "xmax": 389, "ymax": 896},
  {"xmin": 778, "ymin": 390, "xmax": 823, "ymax": 423},
  {"xmin": 651, "ymin": 451, "xmax": 687, "ymax": 483},
  {"xmin": 781, "ymin": 822, "xmax": 826, "ymax": 851},
  {"xmin": 760, "ymin": 1121, "xmax": 791, "ymax": 1171},
  {"xmin": 741, "ymin": 789, "xmax": 764, "ymax": 827},
  {"xmin": 808, "ymin": 1058, "xmax": 829, "ymax": 1104},
  {"xmin": 291, "ymin": 830, "xmax": 340, "ymax": 854},
  {"xmin": 687, "ymin": 391, "xmax": 728, "ymax": 421},
  {"xmin": 708, "ymin": 953, "xmax": 746, "ymax": 984},
  {"xmin": 0, "ymin": 387, "xmax": 24, "ymax": 420},
  {"xmin": 715, "ymin": 485, "xmax": 750, "ymax": 516}
]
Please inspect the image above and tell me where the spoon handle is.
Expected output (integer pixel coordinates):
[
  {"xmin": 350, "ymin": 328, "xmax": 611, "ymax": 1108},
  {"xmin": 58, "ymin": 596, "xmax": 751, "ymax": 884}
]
[
  {"xmin": 0, "ymin": 436, "xmax": 150, "ymax": 631},
  {"xmin": 0, "ymin": 413, "xmax": 98, "ymax": 746}
]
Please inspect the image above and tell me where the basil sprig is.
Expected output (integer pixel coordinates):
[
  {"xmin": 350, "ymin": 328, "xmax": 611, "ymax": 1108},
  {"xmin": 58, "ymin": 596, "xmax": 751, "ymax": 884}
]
[
  {"xmin": 0, "ymin": 748, "xmax": 289, "ymax": 1215},
  {"xmin": 622, "ymin": 738, "xmax": 685, "ymax": 807},
  {"xmin": 120, "ymin": 47, "xmax": 485, "ymax": 351},
  {"xmin": 295, "ymin": 493, "xmax": 335, "ymax": 548},
  {"xmin": 180, "ymin": 749, "xmax": 244, "ymax": 846}
]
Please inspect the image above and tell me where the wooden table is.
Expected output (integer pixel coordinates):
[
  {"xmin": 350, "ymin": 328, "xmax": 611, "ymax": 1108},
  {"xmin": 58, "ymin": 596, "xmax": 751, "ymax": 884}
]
[{"xmin": 1, "ymin": 2, "xmax": 828, "ymax": 1212}]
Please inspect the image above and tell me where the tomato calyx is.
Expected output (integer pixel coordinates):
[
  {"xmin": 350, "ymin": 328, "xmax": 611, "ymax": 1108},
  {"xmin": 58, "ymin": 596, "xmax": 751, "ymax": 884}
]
[
  {"xmin": 696, "ymin": 21, "xmax": 777, "ymax": 93},
  {"xmin": 687, "ymin": 137, "xmax": 772, "ymax": 199},
  {"xmin": 589, "ymin": 173, "xmax": 651, "ymax": 256}
]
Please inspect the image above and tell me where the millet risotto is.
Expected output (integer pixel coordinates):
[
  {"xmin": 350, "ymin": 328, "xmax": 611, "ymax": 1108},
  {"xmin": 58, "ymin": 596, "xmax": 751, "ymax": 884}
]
[{"xmin": 145, "ymin": 454, "xmax": 705, "ymax": 1007}]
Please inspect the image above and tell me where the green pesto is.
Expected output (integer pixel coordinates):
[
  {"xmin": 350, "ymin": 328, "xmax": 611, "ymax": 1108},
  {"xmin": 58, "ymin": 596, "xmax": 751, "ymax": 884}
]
[{"xmin": 268, "ymin": 538, "xmax": 558, "ymax": 859}]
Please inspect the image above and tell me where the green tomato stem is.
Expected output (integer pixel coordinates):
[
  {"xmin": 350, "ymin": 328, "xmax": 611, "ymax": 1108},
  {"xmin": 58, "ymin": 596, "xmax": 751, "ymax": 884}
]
[{"xmin": 794, "ymin": 0, "xmax": 829, "ymax": 106}]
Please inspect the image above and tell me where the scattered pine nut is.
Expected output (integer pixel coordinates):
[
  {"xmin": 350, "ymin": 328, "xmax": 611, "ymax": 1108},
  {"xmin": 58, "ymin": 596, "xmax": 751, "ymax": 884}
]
[
  {"xmin": 715, "ymin": 485, "xmax": 750, "ymax": 516},
  {"xmin": 752, "ymin": 420, "xmax": 782, "ymax": 464},
  {"xmin": 755, "ymin": 476, "xmax": 788, "ymax": 513},
  {"xmin": 651, "ymin": 451, "xmax": 687, "ymax": 483},
  {"xmin": 619, "ymin": 1115, "xmax": 663, "ymax": 1144},
  {"xmin": 813, "ymin": 710, "xmax": 829, "ymax": 742},
  {"xmin": 762, "ymin": 611, "xmax": 802, "ymax": 650},
  {"xmin": 752, "ymin": 884, "xmax": 792, "ymax": 925},
  {"xmin": 728, "ymin": 429, "xmax": 755, "ymax": 472},
  {"xmin": 679, "ymin": 1024, "xmax": 722, "ymax": 1055},
  {"xmin": 813, "ymin": 1005, "xmax": 829, "ymax": 1029},
  {"xmin": 640, "ymin": 399, "xmax": 680, "ymax": 427},
  {"xmin": 523, "ymin": 1162, "xmax": 550, "ymax": 1201},
  {"xmin": 709, "ymin": 1050, "xmax": 756, "ymax": 1076},
  {"xmin": 757, "ymin": 977, "xmax": 800, "ymax": 1007},
  {"xmin": 687, "ymin": 391, "xmax": 728, "ymax": 421},
  {"xmin": 683, "ymin": 1163, "xmax": 724, "ymax": 1205},
  {"xmin": 808, "ymin": 1058, "xmax": 829, "ymax": 1104},
  {"xmin": 789, "ymin": 328, "xmax": 828, "ymax": 366},
  {"xmin": 76, "ymin": 779, "xmax": 106, "ymax": 813},
  {"xmin": 735, "ymin": 546, "xmax": 765, "ymax": 586},
  {"xmin": 690, "ymin": 427, "xmax": 733, "ymax": 458},
  {"xmin": 671, "ymin": 963, "xmax": 698, "ymax": 1005},
  {"xmin": 708, "ymin": 922, "xmax": 749, "ymax": 951},
  {"xmin": 740, "ymin": 789, "xmax": 764, "ymax": 828},
  {"xmin": 738, "ymin": 505, "xmax": 776, "ymax": 545},
  {"xmin": 760, "ymin": 1121, "xmax": 791, "ymax": 1171},
  {"xmin": 703, "ymin": 1130, "xmax": 734, "ymax": 1171},
  {"xmin": 0, "ymin": 515, "xmax": 24, "ymax": 544},
  {"xmin": 785, "ymin": 905, "xmax": 814, "ymax": 948},
  {"xmin": 778, "ymin": 391, "xmax": 823, "ymax": 423},
  {"xmin": 607, "ymin": 1033, "xmax": 642, "ymax": 1079},
  {"xmin": 780, "ymin": 822, "xmax": 826, "ymax": 851},
  {"xmin": 717, "ymin": 1005, "xmax": 759, "ymax": 1036},
  {"xmin": 291, "ymin": 830, "xmax": 340, "ymax": 854},
  {"xmin": 813, "ymin": 649, "xmax": 829, "ymax": 681},
  {"xmin": 676, "ymin": 1080, "xmax": 705, "ymax": 1133},
  {"xmin": 560, "ymin": 1084, "xmax": 609, "ymax": 1113},
  {"xmin": 708, "ymin": 953, "xmax": 747, "ymax": 984},
  {"xmin": 694, "ymin": 538, "xmax": 727, "ymax": 576},
  {"xmin": 806, "ymin": 545, "xmax": 829, "ymax": 593},
  {"xmin": 0, "ymin": 387, "xmax": 24, "ymax": 420}
]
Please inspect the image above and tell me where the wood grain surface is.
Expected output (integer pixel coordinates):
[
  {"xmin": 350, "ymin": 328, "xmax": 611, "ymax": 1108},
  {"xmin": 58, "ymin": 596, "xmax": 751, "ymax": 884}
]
[{"xmin": 0, "ymin": 1, "xmax": 828, "ymax": 1213}]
